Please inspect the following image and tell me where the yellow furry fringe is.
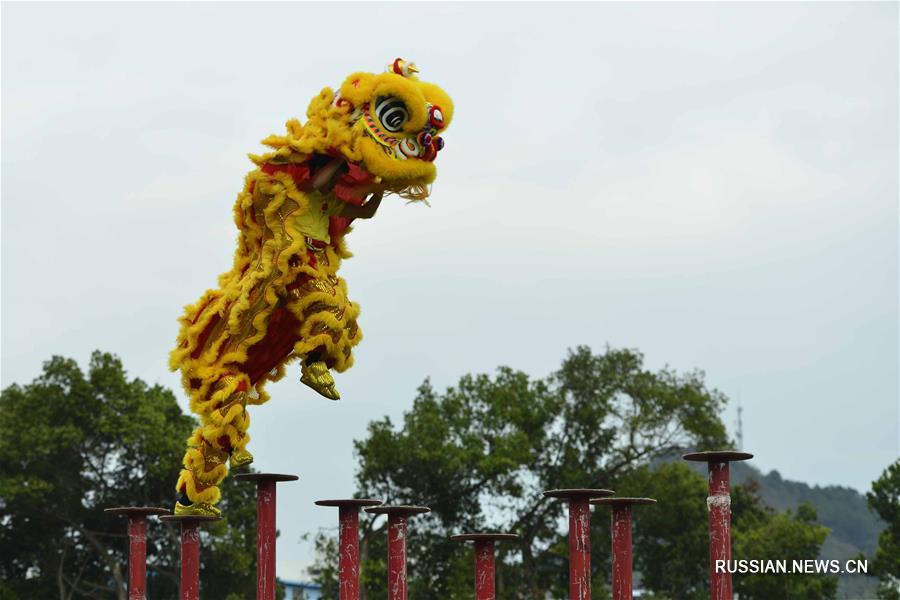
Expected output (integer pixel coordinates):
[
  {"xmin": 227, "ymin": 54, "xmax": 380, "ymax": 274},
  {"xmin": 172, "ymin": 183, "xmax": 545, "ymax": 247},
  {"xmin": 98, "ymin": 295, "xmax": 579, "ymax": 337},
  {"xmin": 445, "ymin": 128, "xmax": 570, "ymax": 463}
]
[
  {"xmin": 170, "ymin": 64, "xmax": 453, "ymax": 507},
  {"xmin": 182, "ymin": 448, "xmax": 227, "ymax": 485},
  {"xmin": 177, "ymin": 469, "xmax": 222, "ymax": 505}
]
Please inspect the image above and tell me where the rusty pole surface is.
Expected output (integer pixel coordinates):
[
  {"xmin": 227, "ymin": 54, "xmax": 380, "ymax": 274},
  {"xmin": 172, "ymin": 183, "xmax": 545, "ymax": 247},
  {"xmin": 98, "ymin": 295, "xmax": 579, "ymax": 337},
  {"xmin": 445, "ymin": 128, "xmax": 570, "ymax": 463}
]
[
  {"xmin": 315, "ymin": 498, "xmax": 383, "ymax": 600},
  {"xmin": 684, "ymin": 451, "xmax": 753, "ymax": 600},
  {"xmin": 159, "ymin": 514, "xmax": 221, "ymax": 600},
  {"xmin": 235, "ymin": 473, "xmax": 299, "ymax": 600},
  {"xmin": 590, "ymin": 498, "xmax": 657, "ymax": 600},
  {"xmin": 365, "ymin": 505, "xmax": 430, "ymax": 600},
  {"xmin": 105, "ymin": 507, "xmax": 170, "ymax": 600},
  {"xmin": 543, "ymin": 488, "xmax": 615, "ymax": 600},
  {"xmin": 450, "ymin": 533, "xmax": 520, "ymax": 600},
  {"xmin": 180, "ymin": 520, "xmax": 202, "ymax": 600}
]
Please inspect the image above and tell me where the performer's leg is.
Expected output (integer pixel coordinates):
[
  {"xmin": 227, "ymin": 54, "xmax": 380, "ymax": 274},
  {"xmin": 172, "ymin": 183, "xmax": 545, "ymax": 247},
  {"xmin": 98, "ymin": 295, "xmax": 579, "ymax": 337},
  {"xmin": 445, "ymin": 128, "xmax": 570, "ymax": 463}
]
[
  {"xmin": 174, "ymin": 379, "xmax": 252, "ymax": 516},
  {"xmin": 213, "ymin": 388, "xmax": 252, "ymax": 467},
  {"xmin": 300, "ymin": 348, "xmax": 340, "ymax": 400},
  {"xmin": 175, "ymin": 428, "xmax": 229, "ymax": 516},
  {"xmin": 291, "ymin": 276, "xmax": 362, "ymax": 400}
]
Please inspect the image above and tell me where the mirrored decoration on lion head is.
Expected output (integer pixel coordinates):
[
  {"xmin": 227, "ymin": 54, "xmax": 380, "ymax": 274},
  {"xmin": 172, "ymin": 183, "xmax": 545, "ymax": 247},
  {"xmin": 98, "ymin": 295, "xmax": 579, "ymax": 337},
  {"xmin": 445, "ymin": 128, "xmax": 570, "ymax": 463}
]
[{"xmin": 263, "ymin": 58, "xmax": 453, "ymax": 201}]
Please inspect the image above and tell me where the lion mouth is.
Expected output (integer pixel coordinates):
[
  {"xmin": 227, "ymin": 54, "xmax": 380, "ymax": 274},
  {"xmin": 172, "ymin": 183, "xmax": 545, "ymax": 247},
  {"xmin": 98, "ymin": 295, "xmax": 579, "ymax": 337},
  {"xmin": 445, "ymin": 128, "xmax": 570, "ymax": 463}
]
[
  {"xmin": 372, "ymin": 135, "xmax": 435, "ymax": 162},
  {"xmin": 359, "ymin": 109, "xmax": 441, "ymax": 163}
]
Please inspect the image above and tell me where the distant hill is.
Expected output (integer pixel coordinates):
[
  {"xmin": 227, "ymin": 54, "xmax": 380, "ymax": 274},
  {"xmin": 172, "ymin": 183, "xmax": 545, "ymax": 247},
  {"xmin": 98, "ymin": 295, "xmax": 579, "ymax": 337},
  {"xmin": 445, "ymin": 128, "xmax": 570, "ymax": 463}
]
[
  {"xmin": 717, "ymin": 462, "xmax": 884, "ymax": 599},
  {"xmin": 730, "ymin": 464, "xmax": 883, "ymax": 554}
]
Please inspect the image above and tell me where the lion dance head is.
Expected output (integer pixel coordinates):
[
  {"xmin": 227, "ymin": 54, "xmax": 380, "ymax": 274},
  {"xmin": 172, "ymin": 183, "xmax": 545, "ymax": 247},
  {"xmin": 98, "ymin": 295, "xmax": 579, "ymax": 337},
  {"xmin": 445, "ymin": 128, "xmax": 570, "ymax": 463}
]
[{"xmin": 262, "ymin": 58, "xmax": 454, "ymax": 200}]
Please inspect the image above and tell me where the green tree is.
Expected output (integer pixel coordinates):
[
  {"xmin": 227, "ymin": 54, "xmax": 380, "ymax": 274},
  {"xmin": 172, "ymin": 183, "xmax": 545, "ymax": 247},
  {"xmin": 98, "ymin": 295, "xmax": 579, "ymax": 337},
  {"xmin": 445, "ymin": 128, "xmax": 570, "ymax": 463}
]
[
  {"xmin": 614, "ymin": 462, "xmax": 712, "ymax": 599},
  {"xmin": 611, "ymin": 462, "xmax": 837, "ymax": 600},
  {"xmin": 868, "ymin": 460, "xmax": 900, "ymax": 600},
  {"xmin": 732, "ymin": 502, "xmax": 838, "ymax": 599},
  {"xmin": 311, "ymin": 346, "xmax": 840, "ymax": 599},
  {"xmin": 0, "ymin": 351, "xmax": 267, "ymax": 599},
  {"xmin": 313, "ymin": 346, "xmax": 728, "ymax": 599}
]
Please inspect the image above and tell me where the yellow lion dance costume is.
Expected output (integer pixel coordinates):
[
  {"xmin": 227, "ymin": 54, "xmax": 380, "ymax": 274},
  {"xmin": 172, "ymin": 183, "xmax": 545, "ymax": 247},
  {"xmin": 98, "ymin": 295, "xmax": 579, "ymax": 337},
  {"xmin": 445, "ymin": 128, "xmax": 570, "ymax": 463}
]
[{"xmin": 170, "ymin": 59, "xmax": 452, "ymax": 516}]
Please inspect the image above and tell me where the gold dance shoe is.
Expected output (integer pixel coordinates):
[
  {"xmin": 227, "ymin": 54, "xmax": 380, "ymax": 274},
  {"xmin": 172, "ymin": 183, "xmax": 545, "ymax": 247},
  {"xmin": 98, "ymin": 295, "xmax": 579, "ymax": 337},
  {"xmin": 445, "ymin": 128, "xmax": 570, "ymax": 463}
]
[
  {"xmin": 173, "ymin": 500, "xmax": 221, "ymax": 518},
  {"xmin": 230, "ymin": 448, "xmax": 254, "ymax": 468},
  {"xmin": 300, "ymin": 361, "xmax": 340, "ymax": 400}
]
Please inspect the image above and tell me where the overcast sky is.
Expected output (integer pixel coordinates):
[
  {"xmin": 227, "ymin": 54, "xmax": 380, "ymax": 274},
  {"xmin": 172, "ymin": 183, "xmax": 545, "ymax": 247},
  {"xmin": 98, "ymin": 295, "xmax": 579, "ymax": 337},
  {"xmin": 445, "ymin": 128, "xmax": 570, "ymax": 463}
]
[{"xmin": 3, "ymin": 1, "xmax": 897, "ymax": 580}]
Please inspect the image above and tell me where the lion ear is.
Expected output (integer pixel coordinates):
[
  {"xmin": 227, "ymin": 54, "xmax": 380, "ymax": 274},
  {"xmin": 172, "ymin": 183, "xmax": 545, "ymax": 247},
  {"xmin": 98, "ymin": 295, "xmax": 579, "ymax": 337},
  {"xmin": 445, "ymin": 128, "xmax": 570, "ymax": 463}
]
[
  {"xmin": 338, "ymin": 72, "xmax": 377, "ymax": 106},
  {"xmin": 417, "ymin": 81, "xmax": 454, "ymax": 128}
]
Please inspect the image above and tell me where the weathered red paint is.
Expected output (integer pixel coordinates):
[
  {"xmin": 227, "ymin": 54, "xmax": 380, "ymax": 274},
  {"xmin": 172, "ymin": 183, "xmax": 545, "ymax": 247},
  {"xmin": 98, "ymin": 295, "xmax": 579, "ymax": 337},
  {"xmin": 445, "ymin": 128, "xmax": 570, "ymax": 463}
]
[
  {"xmin": 683, "ymin": 451, "xmax": 753, "ymax": 600},
  {"xmin": 315, "ymin": 498, "xmax": 383, "ymax": 600},
  {"xmin": 450, "ymin": 533, "xmax": 519, "ymax": 600},
  {"xmin": 127, "ymin": 516, "xmax": 149, "ymax": 600},
  {"xmin": 474, "ymin": 540, "xmax": 495, "ymax": 600},
  {"xmin": 569, "ymin": 497, "xmax": 591, "ymax": 600},
  {"xmin": 365, "ymin": 505, "xmax": 430, "ymax": 600},
  {"xmin": 708, "ymin": 461, "xmax": 732, "ymax": 600},
  {"xmin": 611, "ymin": 505, "xmax": 632, "ymax": 600},
  {"xmin": 543, "ymin": 489, "xmax": 615, "ymax": 600},
  {"xmin": 105, "ymin": 506, "xmax": 169, "ymax": 600},
  {"xmin": 180, "ymin": 520, "xmax": 202, "ymax": 600},
  {"xmin": 388, "ymin": 514, "xmax": 409, "ymax": 600},
  {"xmin": 235, "ymin": 473, "xmax": 299, "ymax": 600},
  {"xmin": 159, "ymin": 514, "xmax": 220, "ymax": 600},
  {"xmin": 257, "ymin": 479, "xmax": 277, "ymax": 600},
  {"xmin": 591, "ymin": 497, "xmax": 656, "ymax": 600},
  {"xmin": 340, "ymin": 507, "xmax": 361, "ymax": 599}
]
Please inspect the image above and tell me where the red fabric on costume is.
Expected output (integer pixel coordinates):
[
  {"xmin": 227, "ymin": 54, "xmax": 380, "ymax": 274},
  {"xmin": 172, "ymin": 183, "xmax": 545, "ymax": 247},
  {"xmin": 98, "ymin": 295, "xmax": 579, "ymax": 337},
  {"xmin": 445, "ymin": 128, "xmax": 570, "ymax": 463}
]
[
  {"xmin": 243, "ymin": 307, "xmax": 302, "ymax": 385},
  {"xmin": 232, "ymin": 158, "xmax": 372, "ymax": 380},
  {"xmin": 329, "ymin": 162, "xmax": 376, "ymax": 239},
  {"xmin": 261, "ymin": 162, "xmax": 312, "ymax": 186},
  {"xmin": 244, "ymin": 246, "xmax": 331, "ymax": 383},
  {"xmin": 191, "ymin": 312, "xmax": 221, "ymax": 360},
  {"xmin": 333, "ymin": 163, "xmax": 374, "ymax": 205},
  {"xmin": 329, "ymin": 215, "xmax": 353, "ymax": 239}
]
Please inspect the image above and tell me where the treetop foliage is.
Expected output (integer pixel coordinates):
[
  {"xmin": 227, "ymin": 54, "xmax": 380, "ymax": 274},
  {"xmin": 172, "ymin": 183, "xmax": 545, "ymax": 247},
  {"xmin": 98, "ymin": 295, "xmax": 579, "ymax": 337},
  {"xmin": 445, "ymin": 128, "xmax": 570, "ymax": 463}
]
[
  {"xmin": 867, "ymin": 460, "xmax": 900, "ymax": 600},
  {"xmin": 0, "ymin": 351, "xmax": 273, "ymax": 600},
  {"xmin": 325, "ymin": 345, "xmax": 817, "ymax": 599},
  {"xmin": 306, "ymin": 346, "xmax": 841, "ymax": 599}
]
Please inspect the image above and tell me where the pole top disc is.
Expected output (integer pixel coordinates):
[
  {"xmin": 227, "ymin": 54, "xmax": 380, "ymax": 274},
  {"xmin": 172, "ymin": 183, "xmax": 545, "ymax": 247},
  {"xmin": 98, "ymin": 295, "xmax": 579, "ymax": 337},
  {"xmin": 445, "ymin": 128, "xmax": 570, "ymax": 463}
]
[
  {"xmin": 450, "ymin": 532, "xmax": 520, "ymax": 542},
  {"xmin": 365, "ymin": 505, "xmax": 430, "ymax": 516},
  {"xmin": 316, "ymin": 498, "xmax": 384, "ymax": 508},
  {"xmin": 543, "ymin": 488, "xmax": 615, "ymax": 499},
  {"xmin": 683, "ymin": 451, "xmax": 753, "ymax": 463},
  {"xmin": 104, "ymin": 506, "xmax": 171, "ymax": 516},
  {"xmin": 233, "ymin": 473, "xmax": 300, "ymax": 483},
  {"xmin": 159, "ymin": 514, "xmax": 221, "ymax": 523},
  {"xmin": 590, "ymin": 497, "xmax": 657, "ymax": 507}
]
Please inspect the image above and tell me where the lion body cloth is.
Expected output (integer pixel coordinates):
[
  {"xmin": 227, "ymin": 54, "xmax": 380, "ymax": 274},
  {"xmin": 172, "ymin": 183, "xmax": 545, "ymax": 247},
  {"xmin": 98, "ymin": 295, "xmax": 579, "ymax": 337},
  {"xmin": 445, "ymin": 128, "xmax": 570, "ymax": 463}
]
[{"xmin": 169, "ymin": 59, "xmax": 452, "ymax": 515}]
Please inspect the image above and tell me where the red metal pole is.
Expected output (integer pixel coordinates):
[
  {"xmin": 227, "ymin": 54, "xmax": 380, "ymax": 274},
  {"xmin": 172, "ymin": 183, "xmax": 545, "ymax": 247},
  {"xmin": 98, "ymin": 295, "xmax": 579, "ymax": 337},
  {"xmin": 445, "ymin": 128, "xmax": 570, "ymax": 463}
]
[
  {"xmin": 180, "ymin": 520, "xmax": 202, "ymax": 600},
  {"xmin": 450, "ymin": 533, "xmax": 519, "ymax": 600},
  {"xmin": 388, "ymin": 513, "xmax": 408, "ymax": 600},
  {"xmin": 611, "ymin": 505, "xmax": 632, "ymax": 600},
  {"xmin": 341, "ymin": 507, "xmax": 361, "ymax": 599},
  {"xmin": 235, "ymin": 472, "xmax": 299, "ymax": 600},
  {"xmin": 474, "ymin": 540, "xmax": 495, "ymax": 600},
  {"xmin": 159, "ymin": 513, "xmax": 220, "ymax": 600},
  {"xmin": 127, "ymin": 516, "xmax": 149, "ymax": 600},
  {"xmin": 543, "ymin": 489, "xmax": 614, "ymax": 600},
  {"xmin": 365, "ymin": 505, "xmax": 430, "ymax": 600},
  {"xmin": 569, "ymin": 496, "xmax": 591, "ymax": 600},
  {"xmin": 105, "ymin": 506, "xmax": 169, "ymax": 600},
  {"xmin": 257, "ymin": 479, "xmax": 277, "ymax": 600},
  {"xmin": 591, "ymin": 497, "xmax": 657, "ymax": 600},
  {"xmin": 708, "ymin": 461, "xmax": 732, "ymax": 600},
  {"xmin": 315, "ymin": 498, "xmax": 383, "ymax": 600},
  {"xmin": 684, "ymin": 450, "xmax": 753, "ymax": 600}
]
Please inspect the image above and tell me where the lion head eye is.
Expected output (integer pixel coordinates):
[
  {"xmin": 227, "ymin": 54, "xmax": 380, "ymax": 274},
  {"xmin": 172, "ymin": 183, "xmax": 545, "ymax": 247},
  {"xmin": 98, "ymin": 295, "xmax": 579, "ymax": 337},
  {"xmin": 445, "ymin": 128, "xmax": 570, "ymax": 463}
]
[{"xmin": 374, "ymin": 96, "xmax": 409, "ymax": 133}]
